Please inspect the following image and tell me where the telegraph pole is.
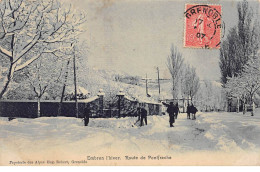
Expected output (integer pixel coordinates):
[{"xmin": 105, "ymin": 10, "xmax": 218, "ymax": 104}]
[
  {"xmin": 58, "ymin": 57, "xmax": 71, "ymax": 116},
  {"xmin": 73, "ymin": 43, "xmax": 78, "ymax": 118},
  {"xmin": 145, "ymin": 73, "xmax": 148, "ymax": 95},
  {"xmin": 157, "ymin": 67, "xmax": 161, "ymax": 95},
  {"xmin": 142, "ymin": 74, "xmax": 152, "ymax": 96},
  {"xmin": 156, "ymin": 67, "xmax": 170, "ymax": 101}
]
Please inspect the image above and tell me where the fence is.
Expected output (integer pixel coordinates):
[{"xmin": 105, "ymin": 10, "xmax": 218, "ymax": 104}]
[
  {"xmin": 0, "ymin": 89, "xmax": 162, "ymax": 118},
  {"xmin": 0, "ymin": 94, "xmax": 103, "ymax": 118}
]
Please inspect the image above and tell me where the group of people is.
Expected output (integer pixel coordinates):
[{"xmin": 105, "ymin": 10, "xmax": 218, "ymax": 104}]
[
  {"xmin": 186, "ymin": 103, "xmax": 198, "ymax": 120},
  {"xmin": 82, "ymin": 102, "xmax": 198, "ymax": 128},
  {"xmin": 82, "ymin": 104, "xmax": 149, "ymax": 127},
  {"xmin": 136, "ymin": 102, "xmax": 198, "ymax": 128},
  {"xmin": 163, "ymin": 102, "xmax": 198, "ymax": 127}
]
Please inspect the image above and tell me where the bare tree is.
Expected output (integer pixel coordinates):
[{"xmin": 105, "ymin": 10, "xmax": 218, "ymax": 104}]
[
  {"xmin": 29, "ymin": 55, "xmax": 62, "ymax": 117},
  {"xmin": 9, "ymin": 54, "xmax": 63, "ymax": 117},
  {"xmin": 167, "ymin": 45, "xmax": 184, "ymax": 99},
  {"xmin": 204, "ymin": 80, "xmax": 214, "ymax": 111},
  {"xmin": 184, "ymin": 65, "xmax": 200, "ymax": 103},
  {"xmin": 0, "ymin": 0, "xmax": 86, "ymax": 99}
]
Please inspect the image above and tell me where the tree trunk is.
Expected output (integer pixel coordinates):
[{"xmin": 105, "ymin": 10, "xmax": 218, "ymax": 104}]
[
  {"xmin": 58, "ymin": 84, "xmax": 66, "ymax": 116},
  {"xmin": 73, "ymin": 48, "xmax": 78, "ymax": 118},
  {"xmin": 183, "ymin": 98, "xmax": 185, "ymax": 113},
  {"xmin": 243, "ymin": 97, "xmax": 246, "ymax": 115},
  {"xmin": 58, "ymin": 58, "xmax": 71, "ymax": 116},
  {"xmin": 0, "ymin": 63, "xmax": 14, "ymax": 99},
  {"xmin": 0, "ymin": 10, "xmax": 17, "ymax": 99},
  {"xmin": 37, "ymin": 97, "xmax": 41, "ymax": 118},
  {"xmin": 250, "ymin": 95, "xmax": 254, "ymax": 116},
  {"xmin": 225, "ymin": 101, "xmax": 228, "ymax": 112},
  {"xmin": 236, "ymin": 97, "xmax": 239, "ymax": 113},
  {"xmin": 251, "ymin": 102, "xmax": 255, "ymax": 116}
]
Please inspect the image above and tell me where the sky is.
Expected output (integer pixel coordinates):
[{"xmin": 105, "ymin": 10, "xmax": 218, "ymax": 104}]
[{"xmin": 66, "ymin": 0, "xmax": 258, "ymax": 80}]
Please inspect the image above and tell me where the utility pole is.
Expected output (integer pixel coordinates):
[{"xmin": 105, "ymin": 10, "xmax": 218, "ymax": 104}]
[
  {"xmin": 142, "ymin": 74, "xmax": 152, "ymax": 96},
  {"xmin": 157, "ymin": 67, "xmax": 160, "ymax": 95},
  {"xmin": 73, "ymin": 43, "xmax": 78, "ymax": 118},
  {"xmin": 155, "ymin": 67, "xmax": 170, "ymax": 101},
  {"xmin": 145, "ymin": 73, "xmax": 148, "ymax": 95},
  {"xmin": 58, "ymin": 57, "xmax": 71, "ymax": 116}
]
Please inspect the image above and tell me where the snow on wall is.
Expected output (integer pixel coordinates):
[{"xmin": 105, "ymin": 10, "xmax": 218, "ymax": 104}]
[
  {"xmin": 78, "ymin": 96, "xmax": 99, "ymax": 103},
  {"xmin": 0, "ymin": 96, "xmax": 101, "ymax": 118}
]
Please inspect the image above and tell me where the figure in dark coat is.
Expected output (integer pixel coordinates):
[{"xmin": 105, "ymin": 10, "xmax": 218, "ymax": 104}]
[
  {"xmin": 136, "ymin": 107, "xmax": 141, "ymax": 121},
  {"xmin": 140, "ymin": 107, "xmax": 147, "ymax": 126},
  {"xmin": 164, "ymin": 102, "xmax": 175, "ymax": 127},
  {"xmin": 133, "ymin": 107, "xmax": 142, "ymax": 126},
  {"xmin": 187, "ymin": 103, "xmax": 191, "ymax": 119},
  {"xmin": 83, "ymin": 105, "xmax": 91, "ymax": 126},
  {"xmin": 190, "ymin": 104, "xmax": 198, "ymax": 120}
]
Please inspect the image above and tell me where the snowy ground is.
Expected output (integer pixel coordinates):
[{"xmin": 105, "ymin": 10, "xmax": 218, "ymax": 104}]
[{"xmin": 1, "ymin": 109, "xmax": 260, "ymax": 165}]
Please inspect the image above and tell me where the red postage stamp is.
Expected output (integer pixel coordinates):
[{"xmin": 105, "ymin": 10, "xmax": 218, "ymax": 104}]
[{"xmin": 184, "ymin": 4, "xmax": 222, "ymax": 49}]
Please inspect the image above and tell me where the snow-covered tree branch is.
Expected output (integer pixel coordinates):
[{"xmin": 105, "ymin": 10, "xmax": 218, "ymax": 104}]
[
  {"xmin": 224, "ymin": 55, "xmax": 260, "ymax": 115},
  {"xmin": 181, "ymin": 64, "xmax": 200, "ymax": 102},
  {"xmin": 166, "ymin": 45, "xmax": 184, "ymax": 99},
  {"xmin": 0, "ymin": 0, "xmax": 86, "ymax": 99},
  {"xmin": 219, "ymin": 0, "xmax": 259, "ymax": 84}
]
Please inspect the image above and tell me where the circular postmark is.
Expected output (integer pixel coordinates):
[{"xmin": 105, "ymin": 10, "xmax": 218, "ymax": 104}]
[{"xmin": 184, "ymin": 4, "xmax": 224, "ymax": 49}]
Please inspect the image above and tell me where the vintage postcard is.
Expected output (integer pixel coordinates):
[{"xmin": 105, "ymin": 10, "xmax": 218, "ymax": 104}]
[{"xmin": 0, "ymin": 0, "xmax": 260, "ymax": 166}]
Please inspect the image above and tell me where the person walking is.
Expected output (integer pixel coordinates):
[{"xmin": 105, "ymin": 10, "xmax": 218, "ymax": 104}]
[
  {"xmin": 83, "ymin": 104, "xmax": 91, "ymax": 126},
  {"xmin": 136, "ymin": 107, "xmax": 141, "ymax": 121},
  {"xmin": 187, "ymin": 103, "xmax": 191, "ymax": 119},
  {"xmin": 167, "ymin": 102, "xmax": 175, "ymax": 127},
  {"xmin": 190, "ymin": 104, "xmax": 198, "ymax": 120},
  {"xmin": 140, "ymin": 104, "xmax": 148, "ymax": 126}
]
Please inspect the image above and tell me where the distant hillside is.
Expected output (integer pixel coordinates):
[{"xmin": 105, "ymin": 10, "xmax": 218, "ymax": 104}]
[{"xmin": 76, "ymin": 66, "xmax": 159, "ymax": 103}]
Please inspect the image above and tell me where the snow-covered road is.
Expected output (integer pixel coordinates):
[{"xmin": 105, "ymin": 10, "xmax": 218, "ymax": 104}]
[{"xmin": 1, "ymin": 110, "xmax": 260, "ymax": 165}]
